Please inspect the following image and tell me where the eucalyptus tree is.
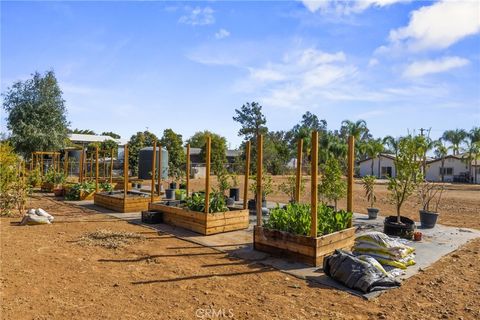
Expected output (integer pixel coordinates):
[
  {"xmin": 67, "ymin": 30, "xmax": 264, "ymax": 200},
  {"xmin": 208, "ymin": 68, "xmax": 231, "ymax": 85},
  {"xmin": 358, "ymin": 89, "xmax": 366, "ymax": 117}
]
[
  {"xmin": 442, "ymin": 129, "xmax": 467, "ymax": 155},
  {"xmin": 2, "ymin": 70, "xmax": 69, "ymax": 158}
]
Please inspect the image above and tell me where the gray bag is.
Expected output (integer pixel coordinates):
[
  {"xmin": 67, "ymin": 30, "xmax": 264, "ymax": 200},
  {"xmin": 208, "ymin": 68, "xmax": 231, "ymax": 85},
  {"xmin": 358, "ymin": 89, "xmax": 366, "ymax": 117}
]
[{"xmin": 323, "ymin": 250, "xmax": 401, "ymax": 293}]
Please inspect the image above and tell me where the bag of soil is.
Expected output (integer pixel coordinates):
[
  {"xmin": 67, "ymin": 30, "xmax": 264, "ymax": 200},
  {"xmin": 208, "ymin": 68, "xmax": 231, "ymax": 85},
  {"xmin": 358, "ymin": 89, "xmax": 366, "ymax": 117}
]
[{"xmin": 323, "ymin": 250, "xmax": 401, "ymax": 293}]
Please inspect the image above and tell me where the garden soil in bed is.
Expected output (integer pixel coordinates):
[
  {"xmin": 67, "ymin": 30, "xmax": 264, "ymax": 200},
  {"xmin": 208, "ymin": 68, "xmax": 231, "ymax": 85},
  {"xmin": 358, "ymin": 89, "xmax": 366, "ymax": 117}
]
[{"xmin": 1, "ymin": 195, "xmax": 479, "ymax": 319}]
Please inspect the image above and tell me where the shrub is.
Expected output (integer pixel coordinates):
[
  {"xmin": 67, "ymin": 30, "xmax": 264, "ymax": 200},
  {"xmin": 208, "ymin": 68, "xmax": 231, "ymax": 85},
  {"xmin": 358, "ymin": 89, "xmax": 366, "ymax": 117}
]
[
  {"xmin": 43, "ymin": 167, "xmax": 66, "ymax": 185},
  {"xmin": 65, "ymin": 181, "xmax": 96, "ymax": 200},
  {"xmin": 277, "ymin": 175, "xmax": 305, "ymax": 203},
  {"xmin": 362, "ymin": 175, "xmax": 376, "ymax": 208},
  {"xmin": 318, "ymin": 157, "xmax": 346, "ymax": 211}
]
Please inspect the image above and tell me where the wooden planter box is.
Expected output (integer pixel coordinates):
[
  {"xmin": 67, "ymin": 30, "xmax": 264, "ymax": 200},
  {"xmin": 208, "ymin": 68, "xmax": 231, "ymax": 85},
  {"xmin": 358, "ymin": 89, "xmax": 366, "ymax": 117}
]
[
  {"xmin": 254, "ymin": 226, "xmax": 356, "ymax": 267},
  {"xmin": 94, "ymin": 192, "xmax": 161, "ymax": 213},
  {"xmin": 80, "ymin": 191, "xmax": 95, "ymax": 201},
  {"xmin": 148, "ymin": 202, "xmax": 250, "ymax": 235}
]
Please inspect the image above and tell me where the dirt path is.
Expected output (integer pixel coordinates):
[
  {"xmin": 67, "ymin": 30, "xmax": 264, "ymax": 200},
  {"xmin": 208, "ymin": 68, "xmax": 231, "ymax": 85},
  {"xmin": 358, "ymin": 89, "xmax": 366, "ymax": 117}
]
[{"xmin": 1, "ymin": 197, "xmax": 479, "ymax": 319}]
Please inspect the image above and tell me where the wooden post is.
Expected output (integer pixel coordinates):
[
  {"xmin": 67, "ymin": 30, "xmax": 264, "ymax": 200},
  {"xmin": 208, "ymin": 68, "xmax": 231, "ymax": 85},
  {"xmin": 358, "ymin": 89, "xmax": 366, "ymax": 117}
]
[
  {"xmin": 157, "ymin": 145, "xmax": 162, "ymax": 196},
  {"xmin": 64, "ymin": 150, "xmax": 69, "ymax": 176},
  {"xmin": 243, "ymin": 140, "xmax": 251, "ymax": 209},
  {"xmin": 103, "ymin": 151, "xmax": 107, "ymax": 180},
  {"xmin": 110, "ymin": 148, "xmax": 114, "ymax": 184},
  {"xmin": 204, "ymin": 136, "xmax": 211, "ymax": 214},
  {"xmin": 310, "ymin": 131, "xmax": 318, "ymax": 238},
  {"xmin": 95, "ymin": 146, "xmax": 99, "ymax": 193},
  {"xmin": 90, "ymin": 153, "xmax": 94, "ymax": 180},
  {"xmin": 52, "ymin": 154, "xmax": 56, "ymax": 175},
  {"xmin": 124, "ymin": 145, "xmax": 128, "ymax": 199},
  {"xmin": 295, "ymin": 138, "xmax": 303, "ymax": 203},
  {"xmin": 151, "ymin": 141, "xmax": 157, "ymax": 203},
  {"xmin": 79, "ymin": 148, "xmax": 84, "ymax": 183},
  {"xmin": 30, "ymin": 158, "xmax": 33, "ymax": 172},
  {"xmin": 41, "ymin": 155, "xmax": 44, "ymax": 177},
  {"xmin": 347, "ymin": 135, "xmax": 355, "ymax": 227},
  {"xmin": 256, "ymin": 134, "xmax": 263, "ymax": 227},
  {"xmin": 186, "ymin": 144, "xmax": 190, "ymax": 197}
]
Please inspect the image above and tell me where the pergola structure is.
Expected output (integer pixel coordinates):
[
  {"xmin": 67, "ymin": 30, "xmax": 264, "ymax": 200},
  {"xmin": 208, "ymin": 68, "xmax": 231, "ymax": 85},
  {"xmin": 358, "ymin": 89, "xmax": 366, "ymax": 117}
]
[{"xmin": 31, "ymin": 151, "xmax": 62, "ymax": 177}]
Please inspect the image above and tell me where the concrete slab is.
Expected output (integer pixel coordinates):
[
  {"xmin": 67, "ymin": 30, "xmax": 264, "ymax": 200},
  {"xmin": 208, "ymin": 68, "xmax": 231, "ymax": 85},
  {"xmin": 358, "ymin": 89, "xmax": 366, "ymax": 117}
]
[{"xmin": 64, "ymin": 199, "xmax": 480, "ymax": 299}]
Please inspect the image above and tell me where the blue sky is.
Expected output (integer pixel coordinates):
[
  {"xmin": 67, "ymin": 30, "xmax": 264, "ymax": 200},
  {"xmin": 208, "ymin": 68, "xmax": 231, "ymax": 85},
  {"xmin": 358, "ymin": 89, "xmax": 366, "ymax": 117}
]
[{"xmin": 1, "ymin": 0, "xmax": 479, "ymax": 148}]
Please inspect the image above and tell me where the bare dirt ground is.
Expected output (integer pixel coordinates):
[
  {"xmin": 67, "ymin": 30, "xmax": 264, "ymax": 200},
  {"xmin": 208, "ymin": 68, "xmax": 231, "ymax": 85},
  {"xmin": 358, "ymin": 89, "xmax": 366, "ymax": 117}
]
[{"xmin": 1, "ymin": 194, "xmax": 479, "ymax": 320}]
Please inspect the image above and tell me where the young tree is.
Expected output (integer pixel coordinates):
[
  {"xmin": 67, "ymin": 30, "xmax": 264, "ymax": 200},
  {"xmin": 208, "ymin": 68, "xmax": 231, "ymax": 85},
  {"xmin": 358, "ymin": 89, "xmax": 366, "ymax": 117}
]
[
  {"xmin": 160, "ymin": 129, "xmax": 185, "ymax": 180},
  {"xmin": 264, "ymin": 131, "xmax": 291, "ymax": 175},
  {"xmin": 387, "ymin": 135, "xmax": 423, "ymax": 222},
  {"xmin": 318, "ymin": 157, "xmax": 347, "ymax": 211},
  {"xmin": 128, "ymin": 131, "xmax": 158, "ymax": 175},
  {"xmin": 2, "ymin": 71, "xmax": 69, "ymax": 157}
]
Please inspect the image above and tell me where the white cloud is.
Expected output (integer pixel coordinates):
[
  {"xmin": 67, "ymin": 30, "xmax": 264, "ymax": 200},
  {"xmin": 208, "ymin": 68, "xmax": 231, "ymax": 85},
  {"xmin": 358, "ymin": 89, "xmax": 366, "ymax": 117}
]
[
  {"xmin": 403, "ymin": 56, "xmax": 470, "ymax": 78},
  {"xmin": 368, "ymin": 58, "xmax": 379, "ymax": 67},
  {"xmin": 215, "ymin": 28, "xmax": 230, "ymax": 39},
  {"xmin": 299, "ymin": 0, "xmax": 411, "ymax": 14},
  {"xmin": 179, "ymin": 7, "xmax": 215, "ymax": 26},
  {"xmin": 388, "ymin": 1, "xmax": 480, "ymax": 52}
]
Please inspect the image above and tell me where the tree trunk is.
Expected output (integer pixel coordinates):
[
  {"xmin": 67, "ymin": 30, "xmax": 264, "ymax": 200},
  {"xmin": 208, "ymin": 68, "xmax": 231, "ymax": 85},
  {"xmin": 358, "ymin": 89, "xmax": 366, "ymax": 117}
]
[
  {"xmin": 378, "ymin": 156, "xmax": 381, "ymax": 178},
  {"xmin": 371, "ymin": 159, "xmax": 374, "ymax": 176},
  {"xmin": 396, "ymin": 205, "xmax": 401, "ymax": 223}
]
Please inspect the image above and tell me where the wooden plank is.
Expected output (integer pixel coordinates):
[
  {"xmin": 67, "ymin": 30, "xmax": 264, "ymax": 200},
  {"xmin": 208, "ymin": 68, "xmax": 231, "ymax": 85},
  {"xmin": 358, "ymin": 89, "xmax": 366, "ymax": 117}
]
[
  {"xmin": 295, "ymin": 138, "xmax": 303, "ymax": 203},
  {"xmin": 316, "ymin": 227, "xmax": 356, "ymax": 247},
  {"xmin": 256, "ymin": 134, "xmax": 263, "ymax": 226},
  {"xmin": 347, "ymin": 135, "xmax": 355, "ymax": 227},
  {"xmin": 310, "ymin": 131, "xmax": 318, "ymax": 237},
  {"xmin": 243, "ymin": 140, "xmax": 251, "ymax": 209}
]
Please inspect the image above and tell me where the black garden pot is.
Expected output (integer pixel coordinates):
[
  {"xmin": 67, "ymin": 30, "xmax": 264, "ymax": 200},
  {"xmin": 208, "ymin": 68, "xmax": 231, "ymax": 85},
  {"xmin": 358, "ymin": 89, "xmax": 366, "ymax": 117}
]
[
  {"xmin": 229, "ymin": 188, "xmax": 240, "ymax": 201},
  {"xmin": 165, "ymin": 189, "xmax": 175, "ymax": 200},
  {"xmin": 419, "ymin": 210, "xmax": 439, "ymax": 229},
  {"xmin": 141, "ymin": 211, "xmax": 163, "ymax": 224},
  {"xmin": 169, "ymin": 182, "xmax": 177, "ymax": 190},
  {"xmin": 383, "ymin": 216, "xmax": 415, "ymax": 240},
  {"xmin": 179, "ymin": 183, "xmax": 187, "ymax": 190},
  {"xmin": 248, "ymin": 198, "xmax": 267, "ymax": 210},
  {"xmin": 226, "ymin": 197, "xmax": 235, "ymax": 206},
  {"xmin": 367, "ymin": 208, "xmax": 379, "ymax": 220}
]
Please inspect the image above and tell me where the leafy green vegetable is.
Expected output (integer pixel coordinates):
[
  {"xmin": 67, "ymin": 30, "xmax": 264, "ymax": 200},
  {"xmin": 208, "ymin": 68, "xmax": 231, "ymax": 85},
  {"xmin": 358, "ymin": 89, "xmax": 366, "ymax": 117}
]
[
  {"xmin": 185, "ymin": 191, "xmax": 229, "ymax": 213},
  {"xmin": 264, "ymin": 203, "xmax": 352, "ymax": 237}
]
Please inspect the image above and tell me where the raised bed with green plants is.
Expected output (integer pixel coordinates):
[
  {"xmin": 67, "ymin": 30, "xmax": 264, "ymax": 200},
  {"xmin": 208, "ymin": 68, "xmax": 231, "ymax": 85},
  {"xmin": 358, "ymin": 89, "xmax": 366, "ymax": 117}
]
[
  {"xmin": 149, "ymin": 191, "xmax": 249, "ymax": 235},
  {"xmin": 255, "ymin": 203, "xmax": 355, "ymax": 267}
]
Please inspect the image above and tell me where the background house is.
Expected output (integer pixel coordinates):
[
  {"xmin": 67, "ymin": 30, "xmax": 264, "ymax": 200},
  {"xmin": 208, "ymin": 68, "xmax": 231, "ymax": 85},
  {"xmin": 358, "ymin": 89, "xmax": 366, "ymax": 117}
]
[{"xmin": 358, "ymin": 154, "xmax": 396, "ymax": 178}]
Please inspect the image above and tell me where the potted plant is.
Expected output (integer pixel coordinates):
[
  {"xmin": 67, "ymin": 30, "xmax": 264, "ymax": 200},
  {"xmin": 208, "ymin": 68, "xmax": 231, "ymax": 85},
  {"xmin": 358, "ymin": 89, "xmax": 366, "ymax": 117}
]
[
  {"xmin": 385, "ymin": 135, "xmax": 424, "ymax": 239},
  {"xmin": 318, "ymin": 157, "xmax": 346, "ymax": 212},
  {"xmin": 175, "ymin": 189, "xmax": 186, "ymax": 201},
  {"xmin": 418, "ymin": 181, "xmax": 444, "ymax": 228},
  {"xmin": 41, "ymin": 168, "xmax": 66, "ymax": 195},
  {"xmin": 27, "ymin": 168, "xmax": 42, "ymax": 188},
  {"xmin": 229, "ymin": 173, "xmax": 240, "ymax": 201},
  {"xmin": 248, "ymin": 174, "xmax": 273, "ymax": 211},
  {"xmin": 362, "ymin": 175, "xmax": 379, "ymax": 219},
  {"xmin": 277, "ymin": 175, "xmax": 305, "ymax": 204}
]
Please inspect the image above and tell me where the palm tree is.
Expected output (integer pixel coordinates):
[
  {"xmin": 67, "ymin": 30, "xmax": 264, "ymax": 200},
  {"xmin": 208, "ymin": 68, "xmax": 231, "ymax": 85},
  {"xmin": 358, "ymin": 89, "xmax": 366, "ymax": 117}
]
[
  {"xmin": 383, "ymin": 135, "xmax": 400, "ymax": 156},
  {"xmin": 366, "ymin": 139, "xmax": 384, "ymax": 177},
  {"xmin": 341, "ymin": 119, "xmax": 369, "ymax": 141},
  {"xmin": 434, "ymin": 139, "xmax": 449, "ymax": 182},
  {"xmin": 442, "ymin": 129, "xmax": 467, "ymax": 155},
  {"xmin": 470, "ymin": 128, "xmax": 480, "ymax": 183}
]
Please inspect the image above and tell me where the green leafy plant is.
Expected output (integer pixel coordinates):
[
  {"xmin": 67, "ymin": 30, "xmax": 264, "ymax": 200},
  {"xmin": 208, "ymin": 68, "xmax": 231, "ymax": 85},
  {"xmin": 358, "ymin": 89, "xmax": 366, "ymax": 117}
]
[
  {"xmin": 185, "ymin": 191, "xmax": 228, "ymax": 213},
  {"xmin": 230, "ymin": 172, "xmax": 239, "ymax": 188},
  {"xmin": 318, "ymin": 157, "xmax": 346, "ymax": 211},
  {"xmin": 277, "ymin": 175, "xmax": 305, "ymax": 203},
  {"xmin": 362, "ymin": 175, "xmax": 376, "ymax": 208},
  {"xmin": 175, "ymin": 188, "xmax": 186, "ymax": 200},
  {"xmin": 264, "ymin": 203, "xmax": 352, "ymax": 237},
  {"xmin": 43, "ymin": 167, "xmax": 66, "ymax": 185},
  {"xmin": 100, "ymin": 182, "xmax": 113, "ymax": 192},
  {"xmin": 27, "ymin": 167, "xmax": 42, "ymax": 187},
  {"xmin": 249, "ymin": 174, "xmax": 273, "ymax": 199},
  {"xmin": 65, "ymin": 181, "xmax": 96, "ymax": 200}
]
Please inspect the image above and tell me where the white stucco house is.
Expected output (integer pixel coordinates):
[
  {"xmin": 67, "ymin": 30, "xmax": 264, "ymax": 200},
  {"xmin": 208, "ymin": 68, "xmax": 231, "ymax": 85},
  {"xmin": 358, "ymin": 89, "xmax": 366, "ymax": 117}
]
[
  {"xmin": 358, "ymin": 153, "xmax": 396, "ymax": 178},
  {"xmin": 358, "ymin": 153, "xmax": 479, "ymax": 184}
]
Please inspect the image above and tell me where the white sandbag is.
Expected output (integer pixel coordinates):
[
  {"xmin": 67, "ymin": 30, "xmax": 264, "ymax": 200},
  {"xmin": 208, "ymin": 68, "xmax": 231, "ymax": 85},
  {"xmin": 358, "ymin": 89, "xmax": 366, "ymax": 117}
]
[
  {"xmin": 27, "ymin": 209, "xmax": 36, "ymax": 215},
  {"xmin": 35, "ymin": 208, "xmax": 54, "ymax": 222},
  {"xmin": 25, "ymin": 214, "xmax": 51, "ymax": 225}
]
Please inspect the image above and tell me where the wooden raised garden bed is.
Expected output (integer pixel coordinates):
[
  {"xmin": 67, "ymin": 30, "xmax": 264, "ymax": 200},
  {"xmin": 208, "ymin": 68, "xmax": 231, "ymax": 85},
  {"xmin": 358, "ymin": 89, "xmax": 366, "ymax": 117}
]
[
  {"xmin": 254, "ymin": 226, "xmax": 356, "ymax": 267},
  {"xmin": 148, "ymin": 202, "xmax": 249, "ymax": 235},
  {"xmin": 94, "ymin": 192, "xmax": 161, "ymax": 213}
]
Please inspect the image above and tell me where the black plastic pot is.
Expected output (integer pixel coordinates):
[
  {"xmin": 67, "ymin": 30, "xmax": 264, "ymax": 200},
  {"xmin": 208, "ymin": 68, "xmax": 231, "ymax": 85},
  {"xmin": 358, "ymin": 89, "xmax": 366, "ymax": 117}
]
[
  {"xmin": 383, "ymin": 216, "xmax": 415, "ymax": 239},
  {"xmin": 226, "ymin": 197, "xmax": 235, "ymax": 206},
  {"xmin": 419, "ymin": 210, "xmax": 439, "ymax": 228},
  {"xmin": 169, "ymin": 182, "xmax": 177, "ymax": 190},
  {"xmin": 165, "ymin": 189, "xmax": 175, "ymax": 200},
  {"xmin": 367, "ymin": 208, "xmax": 379, "ymax": 220},
  {"xmin": 248, "ymin": 198, "xmax": 267, "ymax": 210},
  {"xmin": 229, "ymin": 188, "xmax": 240, "ymax": 201},
  {"xmin": 141, "ymin": 211, "xmax": 163, "ymax": 224}
]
